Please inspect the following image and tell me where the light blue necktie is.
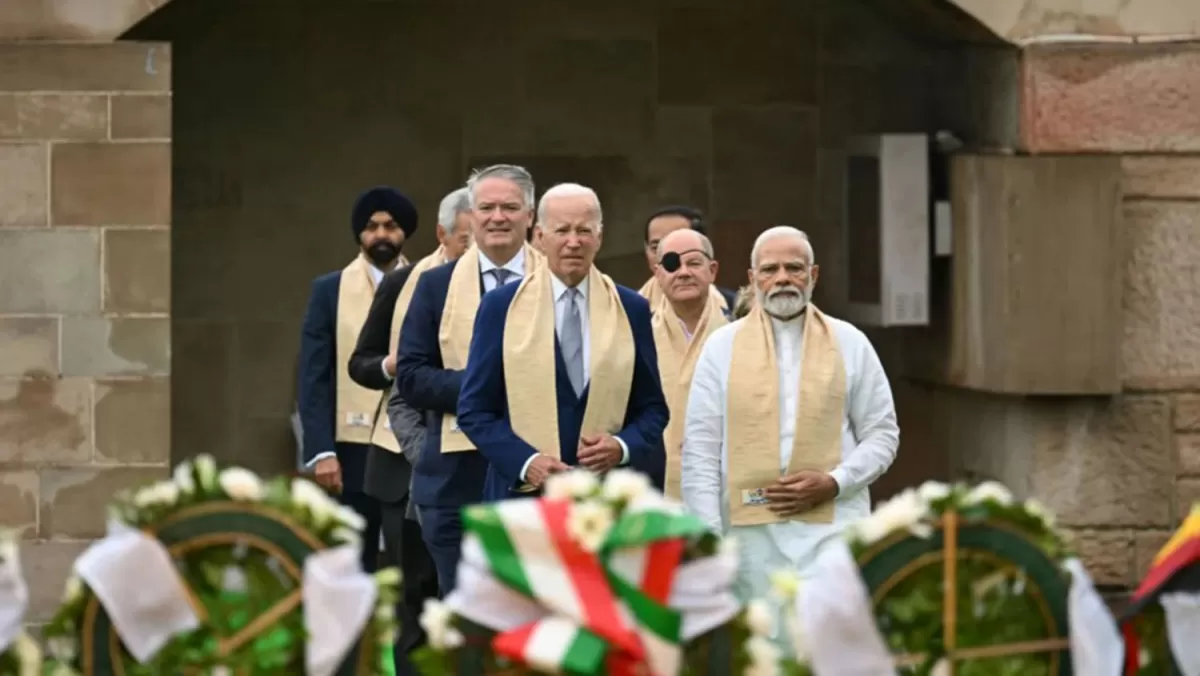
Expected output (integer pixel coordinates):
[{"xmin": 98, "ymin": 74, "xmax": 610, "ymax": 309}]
[
  {"xmin": 561, "ymin": 287, "xmax": 584, "ymax": 396},
  {"xmin": 491, "ymin": 268, "xmax": 512, "ymax": 288}
]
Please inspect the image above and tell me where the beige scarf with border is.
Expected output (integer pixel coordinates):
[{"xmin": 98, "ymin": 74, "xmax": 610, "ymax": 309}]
[
  {"xmin": 335, "ymin": 254, "xmax": 385, "ymax": 444},
  {"xmin": 438, "ymin": 243, "xmax": 544, "ymax": 453},
  {"xmin": 369, "ymin": 246, "xmax": 448, "ymax": 452},
  {"xmin": 652, "ymin": 291, "xmax": 728, "ymax": 499},
  {"xmin": 726, "ymin": 304, "xmax": 846, "ymax": 526},
  {"xmin": 503, "ymin": 265, "xmax": 635, "ymax": 464},
  {"xmin": 640, "ymin": 277, "xmax": 728, "ymax": 313}
]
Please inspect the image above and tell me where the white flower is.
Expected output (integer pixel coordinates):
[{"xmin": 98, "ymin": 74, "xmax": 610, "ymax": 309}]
[
  {"xmin": 931, "ymin": 658, "xmax": 952, "ymax": 676},
  {"xmin": 172, "ymin": 461, "xmax": 196, "ymax": 494},
  {"xmin": 745, "ymin": 599, "xmax": 774, "ymax": 637},
  {"xmin": 544, "ymin": 470, "xmax": 599, "ymax": 501},
  {"xmin": 374, "ymin": 567, "xmax": 402, "ymax": 588},
  {"xmin": 193, "ymin": 454, "xmax": 219, "ymax": 491},
  {"xmin": 13, "ymin": 632, "xmax": 41, "ymax": 676},
  {"xmin": 331, "ymin": 526, "xmax": 361, "ymax": 545},
  {"xmin": 62, "ymin": 575, "xmax": 83, "ymax": 604},
  {"xmin": 566, "ymin": 501, "xmax": 615, "ymax": 552},
  {"xmin": 744, "ymin": 636, "xmax": 781, "ymax": 676},
  {"xmin": 601, "ymin": 469, "xmax": 651, "ymax": 504},
  {"xmin": 133, "ymin": 480, "xmax": 180, "ymax": 509},
  {"xmin": 420, "ymin": 599, "xmax": 462, "ymax": 650},
  {"xmin": 768, "ymin": 570, "xmax": 801, "ymax": 602},
  {"xmin": 334, "ymin": 504, "xmax": 367, "ymax": 532},
  {"xmin": 218, "ymin": 467, "xmax": 264, "ymax": 501},
  {"xmin": 1025, "ymin": 498, "xmax": 1055, "ymax": 528},
  {"xmin": 963, "ymin": 480, "xmax": 1013, "ymax": 507},
  {"xmin": 212, "ymin": 667, "xmax": 233, "ymax": 676},
  {"xmin": 851, "ymin": 488, "xmax": 932, "ymax": 546},
  {"xmin": 375, "ymin": 602, "xmax": 395, "ymax": 623},
  {"xmin": 47, "ymin": 635, "xmax": 77, "ymax": 661},
  {"xmin": 291, "ymin": 478, "xmax": 339, "ymax": 526},
  {"xmin": 917, "ymin": 481, "xmax": 952, "ymax": 504}
]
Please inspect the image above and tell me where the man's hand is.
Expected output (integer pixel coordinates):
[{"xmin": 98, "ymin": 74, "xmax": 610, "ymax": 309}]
[
  {"xmin": 525, "ymin": 455, "xmax": 569, "ymax": 488},
  {"xmin": 313, "ymin": 456, "xmax": 343, "ymax": 493},
  {"xmin": 578, "ymin": 435, "xmax": 623, "ymax": 474},
  {"xmin": 383, "ymin": 353, "xmax": 397, "ymax": 377},
  {"xmin": 763, "ymin": 471, "xmax": 838, "ymax": 517}
]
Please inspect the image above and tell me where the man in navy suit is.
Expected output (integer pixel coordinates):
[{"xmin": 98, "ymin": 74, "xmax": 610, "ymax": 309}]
[
  {"xmin": 297, "ymin": 186, "xmax": 418, "ymax": 572},
  {"xmin": 394, "ymin": 164, "xmax": 540, "ymax": 594},
  {"xmin": 457, "ymin": 183, "xmax": 669, "ymax": 501}
]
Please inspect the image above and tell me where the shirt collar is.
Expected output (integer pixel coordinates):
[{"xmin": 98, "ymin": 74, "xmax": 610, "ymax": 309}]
[
  {"xmin": 478, "ymin": 247, "xmax": 526, "ymax": 277},
  {"xmin": 367, "ymin": 262, "xmax": 386, "ymax": 287},
  {"xmin": 551, "ymin": 272, "xmax": 589, "ymax": 302}
]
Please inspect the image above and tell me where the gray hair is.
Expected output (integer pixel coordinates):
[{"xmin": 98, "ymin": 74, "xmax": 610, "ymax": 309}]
[
  {"xmin": 750, "ymin": 225, "xmax": 815, "ymax": 268},
  {"xmin": 536, "ymin": 183, "xmax": 604, "ymax": 231},
  {"xmin": 436, "ymin": 187, "xmax": 471, "ymax": 234},
  {"xmin": 466, "ymin": 164, "xmax": 535, "ymax": 210}
]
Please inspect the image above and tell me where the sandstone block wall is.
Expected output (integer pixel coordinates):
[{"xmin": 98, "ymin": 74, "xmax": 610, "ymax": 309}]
[{"xmin": 0, "ymin": 41, "xmax": 171, "ymax": 622}]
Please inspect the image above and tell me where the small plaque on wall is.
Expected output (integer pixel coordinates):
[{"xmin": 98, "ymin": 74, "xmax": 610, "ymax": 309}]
[{"xmin": 842, "ymin": 134, "xmax": 930, "ymax": 327}]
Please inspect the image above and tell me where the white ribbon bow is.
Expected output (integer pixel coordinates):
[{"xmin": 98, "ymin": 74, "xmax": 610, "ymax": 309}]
[
  {"xmin": 1064, "ymin": 558, "xmax": 1123, "ymax": 676},
  {"xmin": 1160, "ymin": 592, "xmax": 1200, "ymax": 676},
  {"xmin": 0, "ymin": 537, "xmax": 29, "ymax": 654},
  {"xmin": 303, "ymin": 545, "xmax": 378, "ymax": 676}
]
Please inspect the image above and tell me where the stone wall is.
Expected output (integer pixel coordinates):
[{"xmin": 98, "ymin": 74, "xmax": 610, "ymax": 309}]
[{"xmin": 0, "ymin": 41, "xmax": 171, "ymax": 621}]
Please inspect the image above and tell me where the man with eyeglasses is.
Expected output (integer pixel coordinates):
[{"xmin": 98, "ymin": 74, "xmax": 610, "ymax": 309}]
[{"xmin": 648, "ymin": 228, "xmax": 730, "ymax": 499}]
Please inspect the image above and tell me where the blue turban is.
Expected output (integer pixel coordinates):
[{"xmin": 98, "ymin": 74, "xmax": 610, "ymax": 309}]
[{"xmin": 351, "ymin": 186, "xmax": 418, "ymax": 241}]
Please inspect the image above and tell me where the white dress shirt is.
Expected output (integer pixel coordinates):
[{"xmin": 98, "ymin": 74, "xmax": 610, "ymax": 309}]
[
  {"xmin": 479, "ymin": 247, "xmax": 527, "ymax": 292},
  {"xmin": 518, "ymin": 272, "xmax": 630, "ymax": 481},
  {"xmin": 681, "ymin": 311, "xmax": 899, "ymax": 599}
]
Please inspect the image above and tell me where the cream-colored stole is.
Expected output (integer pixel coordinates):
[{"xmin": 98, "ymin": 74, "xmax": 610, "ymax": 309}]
[
  {"xmin": 652, "ymin": 293, "xmax": 728, "ymax": 499},
  {"xmin": 369, "ymin": 246, "xmax": 448, "ymax": 452},
  {"xmin": 640, "ymin": 277, "xmax": 729, "ymax": 313},
  {"xmin": 726, "ymin": 305, "xmax": 846, "ymax": 526},
  {"xmin": 335, "ymin": 254, "xmax": 385, "ymax": 444},
  {"xmin": 503, "ymin": 266, "xmax": 635, "ymax": 463},
  {"xmin": 438, "ymin": 244, "xmax": 544, "ymax": 453}
]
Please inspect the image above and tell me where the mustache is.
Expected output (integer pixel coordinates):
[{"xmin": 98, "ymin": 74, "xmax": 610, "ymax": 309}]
[{"xmin": 767, "ymin": 286, "xmax": 802, "ymax": 297}]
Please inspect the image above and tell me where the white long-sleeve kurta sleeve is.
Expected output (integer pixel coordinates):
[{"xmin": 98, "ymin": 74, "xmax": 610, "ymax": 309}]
[{"xmin": 681, "ymin": 312, "xmax": 899, "ymax": 600}]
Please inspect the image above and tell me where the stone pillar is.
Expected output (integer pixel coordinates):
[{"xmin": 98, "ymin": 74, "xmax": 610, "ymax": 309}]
[{"xmin": 0, "ymin": 41, "xmax": 171, "ymax": 622}]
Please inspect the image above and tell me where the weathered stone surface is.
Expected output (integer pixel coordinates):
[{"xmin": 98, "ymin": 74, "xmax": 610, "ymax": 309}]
[
  {"xmin": 103, "ymin": 228, "xmax": 169, "ymax": 313},
  {"xmin": 0, "ymin": 94, "xmax": 107, "ymax": 141},
  {"xmin": 1179, "ymin": 478, "xmax": 1200, "ymax": 520},
  {"xmin": 1030, "ymin": 396, "xmax": 1172, "ymax": 528},
  {"xmin": 1135, "ymin": 530, "xmax": 1172, "ymax": 579},
  {"xmin": 0, "ymin": 378, "xmax": 91, "ymax": 466},
  {"xmin": 1122, "ymin": 156, "xmax": 1200, "ymax": 199},
  {"xmin": 94, "ymin": 378, "xmax": 169, "ymax": 465},
  {"xmin": 0, "ymin": 318, "xmax": 58, "ymax": 377},
  {"xmin": 0, "ymin": 0, "xmax": 172, "ymax": 41},
  {"xmin": 1178, "ymin": 434, "xmax": 1200, "ymax": 476},
  {"xmin": 0, "ymin": 471, "xmax": 38, "ymax": 537},
  {"xmin": 1021, "ymin": 43, "xmax": 1200, "ymax": 152},
  {"xmin": 1064, "ymin": 529, "xmax": 1134, "ymax": 586},
  {"xmin": 1122, "ymin": 203, "xmax": 1200, "ymax": 389},
  {"xmin": 0, "ymin": 229, "xmax": 100, "ymax": 313},
  {"xmin": 61, "ymin": 317, "xmax": 169, "ymax": 377},
  {"xmin": 40, "ymin": 467, "xmax": 165, "ymax": 538},
  {"xmin": 658, "ymin": 5, "xmax": 818, "ymax": 106},
  {"xmin": 711, "ymin": 107, "xmax": 818, "ymax": 223},
  {"xmin": 1177, "ymin": 394, "xmax": 1200, "ymax": 431},
  {"xmin": 110, "ymin": 94, "xmax": 171, "ymax": 139},
  {"xmin": 0, "ymin": 143, "xmax": 47, "ymax": 227},
  {"xmin": 51, "ymin": 142, "xmax": 170, "ymax": 226},
  {"xmin": 21, "ymin": 540, "xmax": 90, "ymax": 621},
  {"xmin": 0, "ymin": 42, "xmax": 170, "ymax": 92}
]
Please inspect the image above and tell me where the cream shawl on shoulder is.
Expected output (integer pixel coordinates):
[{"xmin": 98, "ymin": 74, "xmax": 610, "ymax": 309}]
[
  {"xmin": 438, "ymin": 244, "xmax": 543, "ymax": 453},
  {"xmin": 726, "ymin": 304, "xmax": 846, "ymax": 526},
  {"xmin": 652, "ymin": 291, "xmax": 728, "ymax": 499},
  {"xmin": 335, "ymin": 254, "xmax": 382, "ymax": 444},
  {"xmin": 502, "ymin": 265, "xmax": 635, "ymax": 461}
]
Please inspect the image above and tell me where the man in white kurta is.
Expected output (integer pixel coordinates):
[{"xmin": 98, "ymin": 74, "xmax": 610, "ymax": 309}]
[{"xmin": 681, "ymin": 226, "xmax": 899, "ymax": 608}]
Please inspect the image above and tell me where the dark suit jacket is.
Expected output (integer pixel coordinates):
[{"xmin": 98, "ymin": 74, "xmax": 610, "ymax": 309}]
[
  {"xmin": 716, "ymin": 285, "xmax": 737, "ymax": 310},
  {"xmin": 297, "ymin": 270, "xmax": 370, "ymax": 494},
  {"xmin": 457, "ymin": 279, "xmax": 669, "ymax": 502},
  {"xmin": 348, "ymin": 264, "xmax": 418, "ymax": 505},
  {"xmin": 394, "ymin": 260, "xmax": 490, "ymax": 508}
]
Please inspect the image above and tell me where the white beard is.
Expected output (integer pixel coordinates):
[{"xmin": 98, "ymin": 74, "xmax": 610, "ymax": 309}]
[{"xmin": 756, "ymin": 286, "xmax": 811, "ymax": 319}]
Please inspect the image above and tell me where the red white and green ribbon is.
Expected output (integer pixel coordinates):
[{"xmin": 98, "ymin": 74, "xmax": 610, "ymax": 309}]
[{"xmin": 445, "ymin": 493, "xmax": 740, "ymax": 675}]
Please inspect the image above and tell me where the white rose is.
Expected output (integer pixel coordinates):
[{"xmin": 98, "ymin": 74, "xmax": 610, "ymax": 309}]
[
  {"xmin": 62, "ymin": 575, "xmax": 84, "ymax": 604},
  {"xmin": 854, "ymin": 488, "xmax": 932, "ymax": 545},
  {"xmin": 745, "ymin": 599, "xmax": 774, "ymax": 637},
  {"xmin": 194, "ymin": 454, "xmax": 219, "ymax": 491},
  {"xmin": 1025, "ymin": 498, "xmax": 1055, "ymax": 528},
  {"xmin": 744, "ymin": 636, "xmax": 781, "ymax": 675},
  {"xmin": 768, "ymin": 570, "xmax": 800, "ymax": 602},
  {"xmin": 334, "ymin": 504, "xmax": 367, "ymax": 531},
  {"xmin": 566, "ymin": 501, "xmax": 615, "ymax": 552},
  {"xmin": 917, "ymin": 481, "xmax": 952, "ymax": 504},
  {"xmin": 545, "ymin": 470, "xmax": 600, "ymax": 502},
  {"xmin": 964, "ymin": 480, "xmax": 1013, "ymax": 507},
  {"xmin": 931, "ymin": 658, "xmax": 951, "ymax": 676},
  {"xmin": 133, "ymin": 480, "xmax": 180, "ymax": 509},
  {"xmin": 420, "ymin": 599, "xmax": 458, "ymax": 649},
  {"xmin": 47, "ymin": 635, "xmax": 77, "ymax": 661},
  {"xmin": 291, "ymin": 478, "xmax": 338, "ymax": 526},
  {"xmin": 218, "ymin": 467, "xmax": 264, "ymax": 501},
  {"xmin": 172, "ymin": 461, "xmax": 196, "ymax": 494},
  {"xmin": 601, "ymin": 469, "xmax": 651, "ymax": 504}
]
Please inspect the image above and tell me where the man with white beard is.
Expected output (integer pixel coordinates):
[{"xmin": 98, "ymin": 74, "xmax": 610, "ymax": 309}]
[{"xmin": 681, "ymin": 225, "xmax": 899, "ymax": 611}]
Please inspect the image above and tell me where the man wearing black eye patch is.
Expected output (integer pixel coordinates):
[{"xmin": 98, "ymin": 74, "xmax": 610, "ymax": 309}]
[{"xmin": 638, "ymin": 205, "xmax": 736, "ymax": 312}]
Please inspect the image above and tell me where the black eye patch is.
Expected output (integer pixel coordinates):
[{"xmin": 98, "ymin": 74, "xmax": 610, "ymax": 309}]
[{"xmin": 660, "ymin": 252, "xmax": 682, "ymax": 273}]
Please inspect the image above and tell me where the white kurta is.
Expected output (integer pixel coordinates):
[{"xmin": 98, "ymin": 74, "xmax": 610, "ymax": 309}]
[{"xmin": 681, "ymin": 312, "xmax": 899, "ymax": 602}]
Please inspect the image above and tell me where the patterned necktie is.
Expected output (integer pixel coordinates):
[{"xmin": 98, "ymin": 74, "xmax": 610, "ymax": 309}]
[
  {"xmin": 491, "ymin": 268, "xmax": 512, "ymax": 288},
  {"xmin": 561, "ymin": 287, "xmax": 585, "ymax": 396}
]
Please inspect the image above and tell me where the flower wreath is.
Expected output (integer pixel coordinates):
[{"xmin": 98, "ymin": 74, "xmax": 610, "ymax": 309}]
[
  {"xmin": 0, "ymin": 532, "xmax": 41, "ymax": 676},
  {"xmin": 774, "ymin": 481, "xmax": 1121, "ymax": 676},
  {"xmin": 412, "ymin": 469, "xmax": 802, "ymax": 676},
  {"xmin": 40, "ymin": 455, "xmax": 400, "ymax": 675}
]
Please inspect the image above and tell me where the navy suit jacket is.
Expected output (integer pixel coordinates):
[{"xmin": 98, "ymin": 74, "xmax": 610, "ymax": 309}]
[
  {"xmin": 297, "ymin": 270, "xmax": 371, "ymax": 494},
  {"xmin": 457, "ymin": 278, "xmax": 669, "ymax": 502},
  {"xmin": 394, "ymin": 259, "xmax": 490, "ymax": 508}
]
